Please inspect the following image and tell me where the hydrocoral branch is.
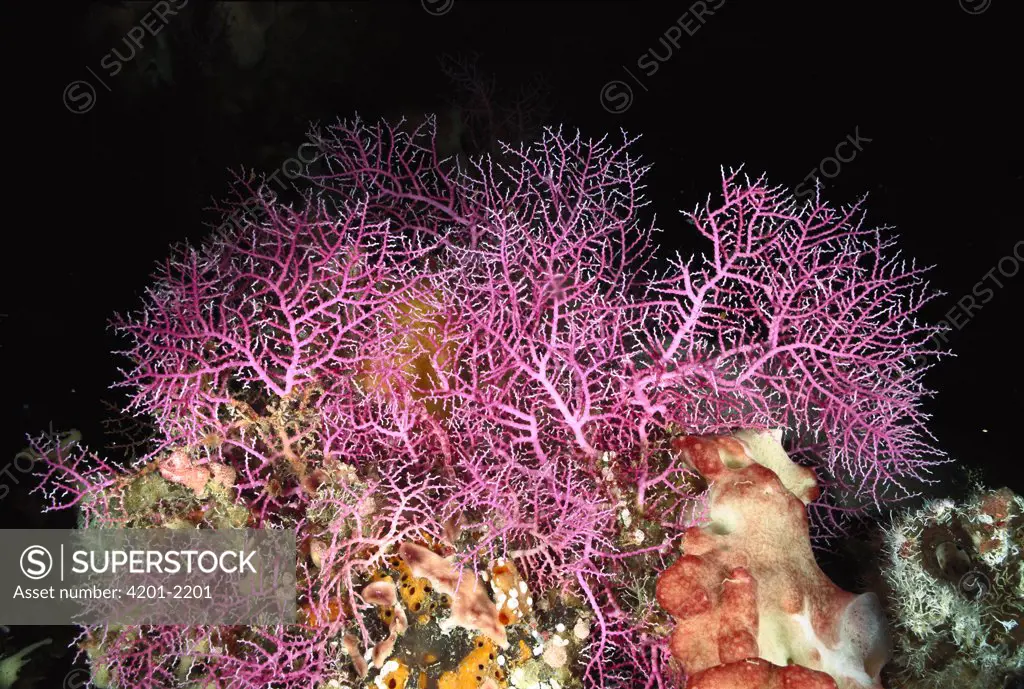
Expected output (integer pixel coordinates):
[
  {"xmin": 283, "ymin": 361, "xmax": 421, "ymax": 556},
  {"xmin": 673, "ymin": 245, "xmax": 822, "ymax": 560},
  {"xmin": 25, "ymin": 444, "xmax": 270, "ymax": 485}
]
[
  {"xmin": 206, "ymin": 625, "xmax": 338, "ymax": 689},
  {"xmin": 432, "ymin": 127, "xmax": 656, "ymax": 461},
  {"xmin": 304, "ymin": 115, "xmax": 475, "ymax": 248},
  {"xmin": 446, "ymin": 448, "xmax": 618, "ymax": 593},
  {"xmin": 111, "ymin": 191, "xmax": 436, "ymax": 448},
  {"xmin": 300, "ymin": 456, "xmax": 450, "ymax": 647},
  {"xmin": 79, "ymin": 624, "xmax": 338, "ymax": 689},
  {"xmin": 26, "ymin": 429, "xmax": 123, "ymax": 525},
  {"xmin": 635, "ymin": 173, "xmax": 947, "ymax": 510}
]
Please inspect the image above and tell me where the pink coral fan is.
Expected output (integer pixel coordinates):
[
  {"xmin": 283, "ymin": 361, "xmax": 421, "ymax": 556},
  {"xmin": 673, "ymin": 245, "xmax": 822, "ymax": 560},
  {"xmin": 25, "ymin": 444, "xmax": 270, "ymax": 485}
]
[
  {"xmin": 31, "ymin": 115, "xmax": 944, "ymax": 688},
  {"xmin": 657, "ymin": 430, "xmax": 890, "ymax": 688}
]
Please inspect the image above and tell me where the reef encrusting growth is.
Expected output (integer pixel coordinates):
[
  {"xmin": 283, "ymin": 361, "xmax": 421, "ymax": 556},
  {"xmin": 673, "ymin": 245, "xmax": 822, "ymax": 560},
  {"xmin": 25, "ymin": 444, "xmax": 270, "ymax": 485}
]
[
  {"xmin": 657, "ymin": 430, "xmax": 890, "ymax": 689},
  {"xmin": 880, "ymin": 485, "xmax": 1024, "ymax": 689}
]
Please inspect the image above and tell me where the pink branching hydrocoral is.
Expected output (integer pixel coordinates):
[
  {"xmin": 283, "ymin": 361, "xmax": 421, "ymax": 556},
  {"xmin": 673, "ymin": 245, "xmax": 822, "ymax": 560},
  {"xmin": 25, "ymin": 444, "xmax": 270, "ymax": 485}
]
[
  {"xmin": 637, "ymin": 177, "xmax": 947, "ymax": 531},
  {"xmin": 31, "ymin": 115, "xmax": 945, "ymax": 689}
]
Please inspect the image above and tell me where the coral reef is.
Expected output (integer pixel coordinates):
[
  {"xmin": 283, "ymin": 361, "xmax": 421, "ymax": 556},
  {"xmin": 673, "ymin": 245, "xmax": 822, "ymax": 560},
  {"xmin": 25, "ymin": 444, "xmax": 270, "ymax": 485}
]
[
  {"xmin": 880, "ymin": 485, "xmax": 1024, "ymax": 689},
  {"xmin": 657, "ymin": 431, "xmax": 889, "ymax": 689},
  {"xmin": 27, "ymin": 114, "xmax": 946, "ymax": 688}
]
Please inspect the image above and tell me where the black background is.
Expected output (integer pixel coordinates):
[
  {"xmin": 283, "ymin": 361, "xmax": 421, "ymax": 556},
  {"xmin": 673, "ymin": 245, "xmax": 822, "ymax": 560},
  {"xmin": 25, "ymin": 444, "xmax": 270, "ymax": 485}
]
[{"xmin": 2, "ymin": 1, "xmax": 1021, "ymax": 685}]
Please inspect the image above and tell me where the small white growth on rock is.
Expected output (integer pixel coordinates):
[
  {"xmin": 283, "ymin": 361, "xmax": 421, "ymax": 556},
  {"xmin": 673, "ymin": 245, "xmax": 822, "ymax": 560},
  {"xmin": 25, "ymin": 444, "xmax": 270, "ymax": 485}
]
[{"xmin": 543, "ymin": 639, "xmax": 568, "ymax": 668}]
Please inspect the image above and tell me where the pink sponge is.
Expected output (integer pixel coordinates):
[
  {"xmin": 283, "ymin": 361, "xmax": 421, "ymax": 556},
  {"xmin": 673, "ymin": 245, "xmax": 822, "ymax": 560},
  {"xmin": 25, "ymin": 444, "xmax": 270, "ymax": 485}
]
[
  {"xmin": 687, "ymin": 657, "xmax": 839, "ymax": 689},
  {"xmin": 656, "ymin": 430, "xmax": 890, "ymax": 689}
]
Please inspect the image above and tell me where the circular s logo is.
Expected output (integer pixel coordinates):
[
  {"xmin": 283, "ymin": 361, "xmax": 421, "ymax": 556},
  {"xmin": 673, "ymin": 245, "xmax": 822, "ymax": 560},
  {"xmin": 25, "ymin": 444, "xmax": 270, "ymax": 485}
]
[
  {"xmin": 959, "ymin": 0, "xmax": 991, "ymax": 14},
  {"xmin": 422, "ymin": 0, "xmax": 454, "ymax": 16},
  {"xmin": 600, "ymin": 80, "xmax": 634, "ymax": 115},
  {"xmin": 63, "ymin": 81, "xmax": 97, "ymax": 114},
  {"xmin": 64, "ymin": 668, "xmax": 90, "ymax": 689},
  {"xmin": 20, "ymin": 545, "xmax": 53, "ymax": 580}
]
